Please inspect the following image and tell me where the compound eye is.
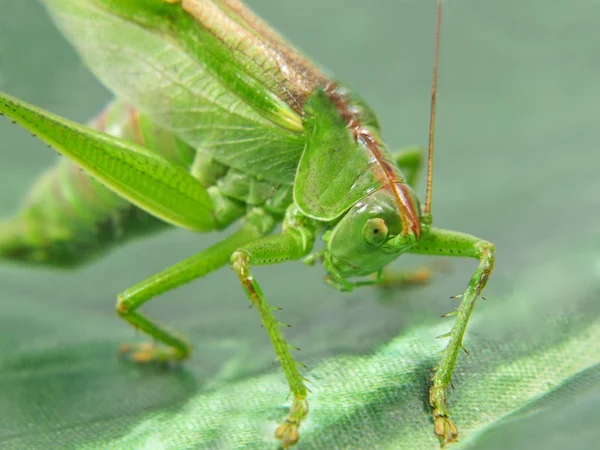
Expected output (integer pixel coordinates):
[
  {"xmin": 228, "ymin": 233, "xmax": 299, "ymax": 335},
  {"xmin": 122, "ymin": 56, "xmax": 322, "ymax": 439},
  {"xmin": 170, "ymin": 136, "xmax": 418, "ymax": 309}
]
[{"xmin": 362, "ymin": 218, "xmax": 388, "ymax": 246}]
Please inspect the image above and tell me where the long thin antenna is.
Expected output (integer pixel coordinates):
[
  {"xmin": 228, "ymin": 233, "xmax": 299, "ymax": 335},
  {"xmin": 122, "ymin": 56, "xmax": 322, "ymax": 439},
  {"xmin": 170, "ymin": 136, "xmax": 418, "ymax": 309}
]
[{"xmin": 425, "ymin": 0, "xmax": 442, "ymax": 215}]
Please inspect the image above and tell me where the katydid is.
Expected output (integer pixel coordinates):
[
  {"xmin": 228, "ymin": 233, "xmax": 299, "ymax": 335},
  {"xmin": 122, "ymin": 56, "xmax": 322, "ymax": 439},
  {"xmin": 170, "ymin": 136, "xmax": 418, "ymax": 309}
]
[{"xmin": 0, "ymin": 0, "xmax": 495, "ymax": 447}]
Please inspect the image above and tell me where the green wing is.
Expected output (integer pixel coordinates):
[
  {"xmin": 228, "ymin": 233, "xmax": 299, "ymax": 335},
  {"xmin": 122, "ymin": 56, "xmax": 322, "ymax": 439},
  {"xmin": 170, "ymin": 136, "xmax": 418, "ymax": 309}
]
[{"xmin": 42, "ymin": 0, "xmax": 319, "ymax": 183}]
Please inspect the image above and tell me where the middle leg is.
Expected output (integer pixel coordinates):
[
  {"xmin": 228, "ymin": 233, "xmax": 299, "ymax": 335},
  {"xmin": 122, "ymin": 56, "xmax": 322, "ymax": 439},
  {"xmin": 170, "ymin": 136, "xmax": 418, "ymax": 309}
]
[{"xmin": 116, "ymin": 210, "xmax": 274, "ymax": 363}]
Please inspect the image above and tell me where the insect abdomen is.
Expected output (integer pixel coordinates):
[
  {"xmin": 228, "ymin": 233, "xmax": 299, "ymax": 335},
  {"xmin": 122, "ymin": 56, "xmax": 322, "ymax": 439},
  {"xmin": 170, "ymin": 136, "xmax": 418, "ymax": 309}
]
[{"xmin": 0, "ymin": 100, "xmax": 194, "ymax": 267}]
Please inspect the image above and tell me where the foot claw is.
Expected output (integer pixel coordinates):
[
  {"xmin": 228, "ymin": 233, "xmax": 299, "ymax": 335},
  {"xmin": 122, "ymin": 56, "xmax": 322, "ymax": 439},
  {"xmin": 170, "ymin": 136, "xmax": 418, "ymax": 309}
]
[
  {"xmin": 430, "ymin": 385, "xmax": 459, "ymax": 446},
  {"xmin": 275, "ymin": 420, "xmax": 299, "ymax": 448},
  {"xmin": 119, "ymin": 342, "xmax": 185, "ymax": 364},
  {"xmin": 378, "ymin": 266, "xmax": 433, "ymax": 290},
  {"xmin": 275, "ymin": 397, "xmax": 308, "ymax": 448},
  {"xmin": 434, "ymin": 415, "xmax": 459, "ymax": 446}
]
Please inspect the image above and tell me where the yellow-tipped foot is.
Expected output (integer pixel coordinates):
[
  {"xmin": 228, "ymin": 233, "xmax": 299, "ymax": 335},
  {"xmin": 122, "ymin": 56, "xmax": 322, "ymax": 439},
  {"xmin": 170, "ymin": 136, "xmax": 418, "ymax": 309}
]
[
  {"xmin": 275, "ymin": 420, "xmax": 300, "ymax": 449},
  {"xmin": 430, "ymin": 385, "xmax": 459, "ymax": 446},
  {"xmin": 275, "ymin": 397, "xmax": 308, "ymax": 448},
  {"xmin": 119, "ymin": 342, "xmax": 187, "ymax": 364},
  {"xmin": 434, "ymin": 414, "xmax": 459, "ymax": 446}
]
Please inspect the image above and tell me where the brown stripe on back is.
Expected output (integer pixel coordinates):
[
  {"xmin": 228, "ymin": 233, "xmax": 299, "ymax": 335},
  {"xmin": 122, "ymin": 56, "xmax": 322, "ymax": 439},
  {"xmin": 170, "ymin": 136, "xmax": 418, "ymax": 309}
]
[
  {"xmin": 323, "ymin": 83, "xmax": 421, "ymax": 237},
  {"xmin": 182, "ymin": 0, "xmax": 327, "ymax": 114},
  {"xmin": 220, "ymin": 0, "xmax": 327, "ymax": 86}
]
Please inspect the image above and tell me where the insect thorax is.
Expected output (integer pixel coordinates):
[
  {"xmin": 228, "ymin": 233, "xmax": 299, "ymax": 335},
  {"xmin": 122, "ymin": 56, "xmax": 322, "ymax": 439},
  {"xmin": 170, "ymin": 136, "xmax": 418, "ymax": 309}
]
[{"xmin": 191, "ymin": 149, "xmax": 293, "ymax": 229}]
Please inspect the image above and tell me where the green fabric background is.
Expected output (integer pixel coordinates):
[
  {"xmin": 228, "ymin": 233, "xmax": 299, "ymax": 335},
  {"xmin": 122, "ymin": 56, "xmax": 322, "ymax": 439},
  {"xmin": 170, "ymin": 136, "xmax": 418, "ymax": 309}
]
[{"xmin": 1, "ymin": 1, "xmax": 600, "ymax": 449}]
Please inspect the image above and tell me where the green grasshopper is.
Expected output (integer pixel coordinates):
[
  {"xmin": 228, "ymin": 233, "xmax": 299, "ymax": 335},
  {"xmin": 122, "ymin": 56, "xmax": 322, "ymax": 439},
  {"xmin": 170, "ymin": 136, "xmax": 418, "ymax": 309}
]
[{"xmin": 0, "ymin": 0, "xmax": 495, "ymax": 447}]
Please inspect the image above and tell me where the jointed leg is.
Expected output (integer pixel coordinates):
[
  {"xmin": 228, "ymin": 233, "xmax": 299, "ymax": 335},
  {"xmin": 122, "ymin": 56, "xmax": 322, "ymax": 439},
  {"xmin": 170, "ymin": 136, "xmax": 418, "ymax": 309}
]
[
  {"xmin": 117, "ymin": 210, "xmax": 273, "ymax": 363},
  {"xmin": 231, "ymin": 212, "xmax": 316, "ymax": 448},
  {"xmin": 409, "ymin": 227, "xmax": 495, "ymax": 445}
]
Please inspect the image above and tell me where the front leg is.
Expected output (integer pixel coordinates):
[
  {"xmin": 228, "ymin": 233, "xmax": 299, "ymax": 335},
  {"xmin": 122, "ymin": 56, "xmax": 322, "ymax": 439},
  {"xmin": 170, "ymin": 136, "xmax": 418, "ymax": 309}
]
[
  {"xmin": 231, "ymin": 209, "xmax": 316, "ymax": 448},
  {"xmin": 409, "ymin": 227, "xmax": 495, "ymax": 445}
]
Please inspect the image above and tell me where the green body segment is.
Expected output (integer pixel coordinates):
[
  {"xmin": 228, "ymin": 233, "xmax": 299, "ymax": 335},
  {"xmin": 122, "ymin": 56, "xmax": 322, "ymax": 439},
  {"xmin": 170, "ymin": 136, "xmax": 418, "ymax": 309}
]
[
  {"xmin": 0, "ymin": 101, "xmax": 172, "ymax": 266},
  {"xmin": 0, "ymin": 94, "xmax": 300, "ymax": 265},
  {"xmin": 0, "ymin": 0, "xmax": 496, "ymax": 448}
]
